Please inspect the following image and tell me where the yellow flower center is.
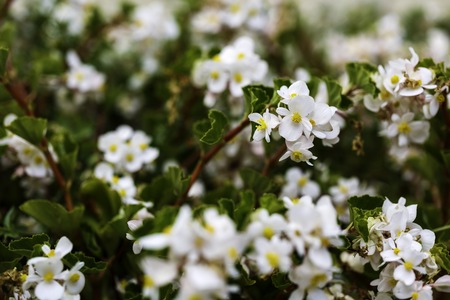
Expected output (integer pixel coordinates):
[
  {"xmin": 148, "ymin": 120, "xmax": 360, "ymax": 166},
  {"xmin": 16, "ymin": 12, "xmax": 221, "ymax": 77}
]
[
  {"xmin": 310, "ymin": 274, "xmax": 327, "ymax": 288},
  {"xmin": 265, "ymin": 252, "xmax": 279, "ymax": 268},
  {"xmin": 112, "ymin": 176, "xmax": 119, "ymax": 185},
  {"xmin": 20, "ymin": 274, "xmax": 27, "ymax": 282},
  {"xmin": 256, "ymin": 117, "xmax": 267, "ymax": 131},
  {"xmin": 404, "ymin": 261, "xmax": 414, "ymax": 271},
  {"xmin": 437, "ymin": 94, "xmax": 446, "ymax": 103},
  {"xmin": 230, "ymin": 3, "xmax": 240, "ymax": 13},
  {"xmin": 143, "ymin": 275, "xmax": 155, "ymax": 288},
  {"xmin": 43, "ymin": 271, "xmax": 54, "ymax": 282},
  {"xmin": 237, "ymin": 52, "xmax": 245, "ymax": 60},
  {"xmin": 210, "ymin": 71, "xmax": 219, "ymax": 80},
  {"xmin": 411, "ymin": 292, "xmax": 419, "ymax": 300},
  {"xmin": 47, "ymin": 249, "xmax": 55, "ymax": 257},
  {"xmin": 297, "ymin": 177, "xmax": 307, "ymax": 187},
  {"xmin": 393, "ymin": 248, "xmax": 400, "ymax": 255},
  {"xmin": 290, "ymin": 93, "xmax": 297, "ymax": 98},
  {"xmin": 34, "ymin": 156, "xmax": 44, "ymax": 165},
  {"xmin": 397, "ymin": 121, "xmax": 411, "ymax": 134},
  {"xmin": 309, "ymin": 119, "xmax": 316, "ymax": 127},
  {"xmin": 390, "ymin": 75, "xmax": 399, "ymax": 84},
  {"xmin": 213, "ymin": 55, "xmax": 221, "ymax": 62},
  {"xmin": 139, "ymin": 143, "xmax": 148, "ymax": 150},
  {"xmin": 109, "ymin": 144, "xmax": 117, "ymax": 152},
  {"xmin": 125, "ymin": 153, "xmax": 134, "ymax": 162},
  {"xmin": 205, "ymin": 224, "xmax": 215, "ymax": 234},
  {"xmin": 188, "ymin": 294, "xmax": 202, "ymax": 300},
  {"xmin": 69, "ymin": 273, "xmax": 80, "ymax": 283},
  {"xmin": 228, "ymin": 247, "xmax": 238, "ymax": 260},
  {"xmin": 291, "ymin": 112, "xmax": 302, "ymax": 123},
  {"xmin": 263, "ymin": 227, "xmax": 274, "ymax": 239},
  {"xmin": 292, "ymin": 151, "xmax": 303, "ymax": 161},
  {"xmin": 233, "ymin": 73, "xmax": 243, "ymax": 83},
  {"xmin": 119, "ymin": 189, "xmax": 127, "ymax": 197},
  {"xmin": 339, "ymin": 185, "xmax": 348, "ymax": 194}
]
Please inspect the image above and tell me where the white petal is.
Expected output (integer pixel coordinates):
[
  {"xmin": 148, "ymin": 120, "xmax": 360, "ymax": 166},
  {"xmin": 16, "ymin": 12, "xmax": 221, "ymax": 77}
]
[{"xmin": 35, "ymin": 281, "xmax": 65, "ymax": 300}]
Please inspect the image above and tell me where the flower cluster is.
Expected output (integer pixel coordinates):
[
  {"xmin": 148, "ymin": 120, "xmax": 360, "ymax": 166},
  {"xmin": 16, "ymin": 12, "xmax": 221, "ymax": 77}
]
[
  {"xmin": 95, "ymin": 125, "xmax": 158, "ymax": 204},
  {"xmin": 193, "ymin": 36, "xmax": 268, "ymax": 104},
  {"xmin": 22, "ymin": 236, "xmax": 85, "ymax": 300},
  {"xmin": 132, "ymin": 194, "xmax": 345, "ymax": 299},
  {"xmin": 249, "ymin": 80, "xmax": 340, "ymax": 165},
  {"xmin": 364, "ymin": 48, "xmax": 438, "ymax": 160},
  {"xmin": 354, "ymin": 197, "xmax": 450, "ymax": 299},
  {"xmin": 191, "ymin": 0, "xmax": 274, "ymax": 34},
  {"xmin": 0, "ymin": 114, "xmax": 56, "ymax": 179},
  {"xmin": 65, "ymin": 51, "xmax": 105, "ymax": 94}
]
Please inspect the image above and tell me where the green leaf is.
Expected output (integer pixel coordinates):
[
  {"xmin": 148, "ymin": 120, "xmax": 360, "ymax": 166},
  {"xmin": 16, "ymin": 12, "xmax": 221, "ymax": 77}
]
[
  {"xmin": 243, "ymin": 84, "xmax": 273, "ymax": 113},
  {"xmin": 9, "ymin": 233, "xmax": 49, "ymax": 257},
  {"xmin": 324, "ymin": 78, "xmax": 348, "ymax": 110},
  {"xmin": 259, "ymin": 193, "xmax": 285, "ymax": 214},
  {"xmin": 271, "ymin": 272, "xmax": 291, "ymax": 289},
  {"xmin": 348, "ymin": 195, "xmax": 384, "ymax": 241},
  {"xmin": 7, "ymin": 116, "xmax": 47, "ymax": 146},
  {"xmin": 19, "ymin": 200, "xmax": 85, "ymax": 234},
  {"xmin": 431, "ymin": 243, "xmax": 450, "ymax": 273},
  {"xmin": 239, "ymin": 168, "xmax": 272, "ymax": 195},
  {"xmin": 271, "ymin": 78, "xmax": 291, "ymax": 103},
  {"xmin": 199, "ymin": 109, "xmax": 228, "ymax": 145},
  {"xmin": 63, "ymin": 251, "xmax": 107, "ymax": 274},
  {"xmin": 165, "ymin": 167, "xmax": 190, "ymax": 197},
  {"xmin": 51, "ymin": 133, "xmax": 78, "ymax": 179},
  {"xmin": 0, "ymin": 241, "xmax": 23, "ymax": 272},
  {"xmin": 235, "ymin": 190, "xmax": 255, "ymax": 229},
  {"xmin": 345, "ymin": 62, "xmax": 377, "ymax": 96},
  {"xmin": 81, "ymin": 178, "xmax": 122, "ymax": 222},
  {"xmin": 0, "ymin": 47, "xmax": 9, "ymax": 77},
  {"xmin": 218, "ymin": 198, "xmax": 235, "ymax": 218}
]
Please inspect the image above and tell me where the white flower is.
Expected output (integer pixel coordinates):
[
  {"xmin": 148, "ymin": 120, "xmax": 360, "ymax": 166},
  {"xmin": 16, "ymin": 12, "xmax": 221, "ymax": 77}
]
[
  {"xmin": 248, "ymin": 109, "xmax": 279, "ymax": 142},
  {"xmin": 276, "ymin": 96, "xmax": 315, "ymax": 141},
  {"xmin": 382, "ymin": 113, "xmax": 430, "ymax": 147},
  {"xmin": 139, "ymin": 257, "xmax": 178, "ymax": 300},
  {"xmin": 393, "ymin": 249, "xmax": 427, "ymax": 285},
  {"xmin": 253, "ymin": 236, "xmax": 293, "ymax": 274},
  {"xmin": 279, "ymin": 137, "xmax": 317, "ymax": 165},
  {"xmin": 432, "ymin": 275, "xmax": 450, "ymax": 292},
  {"xmin": 64, "ymin": 262, "xmax": 85, "ymax": 296},
  {"xmin": 138, "ymin": 206, "xmax": 195, "ymax": 258},
  {"xmin": 25, "ymin": 259, "xmax": 66, "ymax": 300},
  {"xmin": 277, "ymin": 80, "xmax": 310, "ymax": 104},
  {"xmin": 329, "ymin": 177, "xmax": 361, "ymax": 204},
  {"xmin": 280, "ymin": 167, "xmax": 320, "ymax": 199},
  {"xmin": 42, "ymin": 236, "xmax": 73, "ymax": 260},
  {"xmin": 176, "ymin": 263, "xmax": 229, "ymax": 300},
  {"xmin": 393, "ymin": 281, "xmax": 432, "ymax": 300},
  {"xmin": 371, "ymin": 263, "xmax": 397, "ymax": 293},
  {"xmin": 246, "ymin": 209, "xmax": 287, "ymax": 240},
  {"xmin": 66, "ymin": 51, "xmax": 105, "ymax": 93}
]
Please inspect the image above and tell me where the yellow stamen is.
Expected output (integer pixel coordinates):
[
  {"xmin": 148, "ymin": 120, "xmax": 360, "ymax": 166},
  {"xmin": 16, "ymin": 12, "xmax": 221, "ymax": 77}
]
[
  {"xmin": 69, "ymin": 273, "xmax": 80, "ymax": 283},
  {"xmin": 292, "ymin": 151, "xmax": 303, "ymax": 161},
  {"xmin": 143, "ymin": 275, "xmax": 154, "ymax": 288},
  {"xmin": 390, "ymin": 75, "xmax": 399, "ymax": 84},
  {"xmin": 256, "ymin": 117, "xmax": 267, "ymax": 131},
  {"xmin": 263, "ymin": 227, "xmax": 274, "ymax": 239},
  {"xmin": 233, "ymin": 73, "xmax": 243, "ymax": 83},
  {"xmin": 404, "ymin": 261, "xmax": 413, "ymax": 271},
  {"xmin": 43, "ymin": 271, "xmax": 54, "ymax": 282},
  {"xmin": 265, "ymin": 252, "xmax": 279, "ymax": 268},
  {"xmin": 397, "ymin": 122, "xmax": 411, "ymax": 134},
  {"xmin": 291, "ymin": 112, "xmax": 302, "ymax": 123},
  {"xmin": 297, "ymin": 177, "xmax": 307, "ymax": 187}
]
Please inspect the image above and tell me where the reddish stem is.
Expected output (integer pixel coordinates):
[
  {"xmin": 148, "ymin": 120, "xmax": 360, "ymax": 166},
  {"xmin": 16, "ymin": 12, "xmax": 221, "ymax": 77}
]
[{"xmin": 176, "ymin": 118, "xmax": 250, "ymax": 206}]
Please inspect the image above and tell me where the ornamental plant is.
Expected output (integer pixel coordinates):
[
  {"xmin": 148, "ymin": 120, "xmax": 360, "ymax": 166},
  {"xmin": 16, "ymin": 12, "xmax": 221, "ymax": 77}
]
[{"xmin": 3, "ymin": 1, "xmax": 450, "ymax": 300}]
